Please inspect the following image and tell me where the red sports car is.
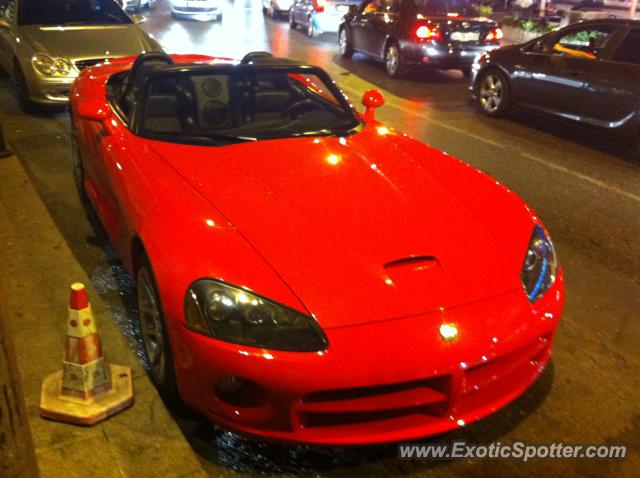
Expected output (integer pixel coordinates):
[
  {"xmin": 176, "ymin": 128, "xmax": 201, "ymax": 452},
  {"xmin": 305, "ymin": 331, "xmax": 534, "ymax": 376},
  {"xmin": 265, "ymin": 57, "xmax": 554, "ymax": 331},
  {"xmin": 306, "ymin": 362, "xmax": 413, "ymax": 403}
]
[{"xmin": 70, "ymin": 51, "xmax": 564, "ymax": 444}]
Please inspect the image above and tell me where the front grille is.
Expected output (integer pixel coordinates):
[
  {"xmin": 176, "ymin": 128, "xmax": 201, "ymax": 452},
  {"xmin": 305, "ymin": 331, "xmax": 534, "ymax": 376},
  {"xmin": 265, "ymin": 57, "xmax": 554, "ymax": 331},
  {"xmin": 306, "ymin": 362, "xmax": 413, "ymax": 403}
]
[
  {"xmin": 74, "ymin": 58, "xmax": 108, "ymax": 71},
  {"xmin": 294, "ymin": 335, "xmax": 551, "ymax": 431}
]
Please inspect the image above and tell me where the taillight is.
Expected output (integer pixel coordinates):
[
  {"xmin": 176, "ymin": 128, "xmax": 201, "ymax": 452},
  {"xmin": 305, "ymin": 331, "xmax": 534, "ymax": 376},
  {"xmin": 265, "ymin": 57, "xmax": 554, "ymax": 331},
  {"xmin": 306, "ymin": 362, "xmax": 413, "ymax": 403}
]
[
  {"xmin": 415, "ymin": 24, "xmax": 442, "ymax": 42},
  {"xmin": 486, "ymin": 27, "xmax": 504, "ymax": 42},
  {"xmin": 313, "ymin": 0, "xmax": 325, "ymax": 12}
]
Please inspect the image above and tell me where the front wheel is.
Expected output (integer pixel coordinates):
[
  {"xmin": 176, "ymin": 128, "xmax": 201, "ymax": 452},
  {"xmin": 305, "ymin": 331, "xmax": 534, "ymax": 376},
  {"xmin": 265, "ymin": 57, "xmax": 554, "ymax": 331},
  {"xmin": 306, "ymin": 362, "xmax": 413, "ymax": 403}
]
[
  {"xmin": 306, "ymin": 16, "xmax": 318, "ymax": 38},
  {"xmin": 384, "ymin": 43, "xmax": 406, "ymax": 78},
  {"xmin": 477, "ymin": 69, "xmax": 511, "ymax": 117},
  {"xmin": 339, "ymin": 28, "xmax": 354, "ymax": 58},
  {"xmin": 137, "ymin": 254, "xmax": 180, "ymax": 404},
  {"xmin": 288, "ymin": 9, "xmax": 296, "ymax": 28}
]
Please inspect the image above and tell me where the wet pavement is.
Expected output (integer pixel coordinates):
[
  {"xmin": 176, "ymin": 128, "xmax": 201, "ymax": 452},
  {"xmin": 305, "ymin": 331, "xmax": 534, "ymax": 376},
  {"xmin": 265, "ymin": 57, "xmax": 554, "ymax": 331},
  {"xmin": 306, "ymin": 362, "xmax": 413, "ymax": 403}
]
[{"xmin": 0, "ymin": 0, "xmax": 639, "ymax": 476}]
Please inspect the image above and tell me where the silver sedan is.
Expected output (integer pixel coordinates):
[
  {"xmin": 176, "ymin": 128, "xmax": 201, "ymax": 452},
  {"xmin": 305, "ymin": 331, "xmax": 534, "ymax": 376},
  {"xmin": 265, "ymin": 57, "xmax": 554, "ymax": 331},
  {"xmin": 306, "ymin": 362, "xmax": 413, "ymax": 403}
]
[{"xmin": 0, "ymin": 0, "xmax": 161, "ymax": 111}]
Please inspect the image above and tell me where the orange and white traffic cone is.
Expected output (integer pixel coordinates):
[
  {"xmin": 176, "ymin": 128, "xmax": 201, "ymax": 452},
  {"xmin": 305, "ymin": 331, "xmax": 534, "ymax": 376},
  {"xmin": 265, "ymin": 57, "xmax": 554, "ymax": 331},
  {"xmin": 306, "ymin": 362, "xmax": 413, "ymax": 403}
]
[{"xmin": 39, "ymin": 283, "xmax": 134, "ymax": 425}]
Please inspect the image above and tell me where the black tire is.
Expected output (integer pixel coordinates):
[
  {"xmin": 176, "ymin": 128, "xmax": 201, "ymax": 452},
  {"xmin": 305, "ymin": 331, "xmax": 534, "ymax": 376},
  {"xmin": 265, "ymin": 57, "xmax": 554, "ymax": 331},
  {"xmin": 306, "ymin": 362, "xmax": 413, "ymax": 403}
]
[
  {"xmin": 476, "ymin": 68, "xmax": 511, "ymax": 117},
  {"xmin": 13, "ymin": 62, "xmax": 36, "ymax": 114},
  {"xmin": 137, "ymin": 253, "xmax": 181, "ymax": 404},
  {"xmin": 384, "ymin": 42, "xmax": 406, "ymax": 78},
  {"xmin": 288, "ymin": 9, "xmax": 296, "ymax": 28},
  {"xmin": 338, "ymin": 28, "xmax": 354, "ymax": 58}
]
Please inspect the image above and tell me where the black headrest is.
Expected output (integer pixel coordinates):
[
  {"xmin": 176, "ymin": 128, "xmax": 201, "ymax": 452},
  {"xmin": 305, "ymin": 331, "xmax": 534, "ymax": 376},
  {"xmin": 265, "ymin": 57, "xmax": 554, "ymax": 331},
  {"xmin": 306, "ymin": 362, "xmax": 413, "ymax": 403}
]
[{"xmin": 241, "ymin": 51, "xmax": 274, "ymax": 64}]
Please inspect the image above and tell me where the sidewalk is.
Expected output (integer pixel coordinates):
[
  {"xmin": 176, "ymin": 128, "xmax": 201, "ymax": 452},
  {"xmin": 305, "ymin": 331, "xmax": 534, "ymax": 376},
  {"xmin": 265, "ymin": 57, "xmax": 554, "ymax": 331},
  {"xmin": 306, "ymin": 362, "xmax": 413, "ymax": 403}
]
[{"xmin": 0, "ymin": 153, "xmax": 208, "ymax": 478}]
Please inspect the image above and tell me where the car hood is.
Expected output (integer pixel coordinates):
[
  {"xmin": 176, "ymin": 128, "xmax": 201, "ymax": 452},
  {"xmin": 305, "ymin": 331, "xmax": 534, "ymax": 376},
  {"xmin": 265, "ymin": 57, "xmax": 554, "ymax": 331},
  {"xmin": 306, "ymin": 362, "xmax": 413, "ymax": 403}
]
[
  {"xmin": 151, "ymin": 132, "xmax": 524, "ymax": 328},
  {"xmin": 18, "ymin": 25, "xmax": 158, "ymax": 61}
]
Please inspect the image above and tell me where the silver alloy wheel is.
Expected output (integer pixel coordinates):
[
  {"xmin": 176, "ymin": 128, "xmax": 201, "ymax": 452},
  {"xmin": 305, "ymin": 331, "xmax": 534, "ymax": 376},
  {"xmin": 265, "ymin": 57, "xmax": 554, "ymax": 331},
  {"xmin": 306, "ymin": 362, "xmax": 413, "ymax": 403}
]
[
  {"xmin": 138, "ymin": 267, "xmax": 166, "ymax": 385},
  {"xmin": 386, "ymin": 45, "xmax": 399, "ymax": 76},
  {"xmin": 479, "ymin": 73, "xmax": 503, "ymax": 114},
  {"xmin": 307, "ymin": 17, "xmax": 314, "ymax": 37},
  {"xmin": 339, "ymin": 29, "xmax": 348, "ymax": 55}
]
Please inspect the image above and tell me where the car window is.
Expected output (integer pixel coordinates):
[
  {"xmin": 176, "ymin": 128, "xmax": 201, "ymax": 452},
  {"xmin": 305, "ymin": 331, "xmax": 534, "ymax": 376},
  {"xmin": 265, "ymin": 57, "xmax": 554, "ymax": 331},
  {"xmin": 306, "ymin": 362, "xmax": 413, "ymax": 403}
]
[
  {"xmin": 378, "ymin": 0, "xmax": 399, "ymax": 13},
  {"xmin": 548, "ymin": 25, "xmax": 616, "ymax": 60},
  {"xmin": 18, "ymin": 0, "xmax": 132, "ymax": 26},
  {"xmin": 612, "ymin": 28, "xmax": 640, "ymax": 65},
  {"xmin": 139, "ymin": 68, "xmax": 360, "ymax": 145},
  {"xmin": 0, "ymin": 0, "xmax": 15, "ymax": 22},
  {"xmin": 414, "ymin": 0, "xmax": 472, "ymax": 15}
]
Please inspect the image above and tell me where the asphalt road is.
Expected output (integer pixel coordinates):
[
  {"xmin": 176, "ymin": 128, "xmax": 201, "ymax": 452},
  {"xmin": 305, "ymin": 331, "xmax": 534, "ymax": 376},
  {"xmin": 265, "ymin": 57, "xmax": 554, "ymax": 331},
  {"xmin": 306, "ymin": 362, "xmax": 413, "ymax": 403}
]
[{"xmin": 0, "ymin": 0, "xmax": 639, "ymax": 476}]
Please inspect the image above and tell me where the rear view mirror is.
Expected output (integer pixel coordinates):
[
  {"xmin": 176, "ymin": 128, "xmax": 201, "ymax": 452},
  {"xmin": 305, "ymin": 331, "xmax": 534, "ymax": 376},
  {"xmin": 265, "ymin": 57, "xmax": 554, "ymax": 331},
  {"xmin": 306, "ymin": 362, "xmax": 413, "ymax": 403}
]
[
  {"xmin": 131, "ymin": 14, "xmax": 147, "ymax": 24},
  {"xmin": 362, "ymin": 89, "xmax": 384, "ymax": 122}
]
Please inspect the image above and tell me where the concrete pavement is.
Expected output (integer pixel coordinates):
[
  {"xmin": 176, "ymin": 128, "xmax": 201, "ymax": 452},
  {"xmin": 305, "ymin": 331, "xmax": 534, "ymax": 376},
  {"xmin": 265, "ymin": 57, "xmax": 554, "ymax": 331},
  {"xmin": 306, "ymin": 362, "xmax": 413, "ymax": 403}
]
[{"xmin": 0, "ymin": 153, "xmax": 213, "ymax": 478}]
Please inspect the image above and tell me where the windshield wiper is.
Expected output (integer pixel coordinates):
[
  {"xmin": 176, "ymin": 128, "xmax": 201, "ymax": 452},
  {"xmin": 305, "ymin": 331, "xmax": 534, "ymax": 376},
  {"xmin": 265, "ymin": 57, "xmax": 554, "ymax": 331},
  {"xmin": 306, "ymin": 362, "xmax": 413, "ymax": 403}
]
[{"xmin": 176, "ymin": 134, "xmax": 257, "ymax": 145}]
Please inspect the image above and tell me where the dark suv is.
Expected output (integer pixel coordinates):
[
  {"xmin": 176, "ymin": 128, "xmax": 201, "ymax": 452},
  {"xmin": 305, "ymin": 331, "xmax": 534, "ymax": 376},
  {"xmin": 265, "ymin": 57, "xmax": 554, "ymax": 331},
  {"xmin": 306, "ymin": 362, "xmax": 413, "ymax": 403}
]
[{"xmin": 339, "ymin": 0, "xmax": 502, "ymax": 77}]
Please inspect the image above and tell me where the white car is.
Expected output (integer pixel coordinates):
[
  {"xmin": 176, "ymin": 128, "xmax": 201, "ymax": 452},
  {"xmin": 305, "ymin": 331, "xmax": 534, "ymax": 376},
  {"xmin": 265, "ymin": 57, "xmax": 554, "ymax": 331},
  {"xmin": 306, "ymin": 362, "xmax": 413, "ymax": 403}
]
[
  {"xmin": 121, "ymin": 0, "xmax": 155, "ymax": 12},
  {"xmin": 171, "ymin": 0, "xmax": 223, "ymax": 20},
  {"xmin": 262, "ymin": 0, "xmax": 294, "ymax": 18}
]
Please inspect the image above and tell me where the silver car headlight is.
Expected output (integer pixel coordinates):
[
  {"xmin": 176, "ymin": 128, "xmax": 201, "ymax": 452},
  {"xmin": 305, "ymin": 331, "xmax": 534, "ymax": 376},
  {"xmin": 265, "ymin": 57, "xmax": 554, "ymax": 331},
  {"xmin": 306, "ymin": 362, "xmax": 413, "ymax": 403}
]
[
  {"xmin": 185, "ymin": 279, "xmax": 328, "ymax": 352},
  {"xmin": 521, "ymin": 225, "xmax": 558, "ymax": 302},
  {"xmin": 32, "ymin": 53, "xmax": 73, "ymax": 77}
]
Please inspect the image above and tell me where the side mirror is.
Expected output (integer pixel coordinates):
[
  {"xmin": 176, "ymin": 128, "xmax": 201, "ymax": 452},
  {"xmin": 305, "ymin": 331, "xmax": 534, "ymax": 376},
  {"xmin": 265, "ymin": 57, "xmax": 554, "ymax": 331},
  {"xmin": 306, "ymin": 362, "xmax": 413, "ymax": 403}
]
[
  {"xmin": 362, "ymin": 89, "xmax": 384, "ymax": 122},
  {"xmin": 77, "ymin": 100, "xmax": 112, "ymax": 121},
  {"xmin": 131, "ymin": 14, "xmax": 146, "ymax": 24}
]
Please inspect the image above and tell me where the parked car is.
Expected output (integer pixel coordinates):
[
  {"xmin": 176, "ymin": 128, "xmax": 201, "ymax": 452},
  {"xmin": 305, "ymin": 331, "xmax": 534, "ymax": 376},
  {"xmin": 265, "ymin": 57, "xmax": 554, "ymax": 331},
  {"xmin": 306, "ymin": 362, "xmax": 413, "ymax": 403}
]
[
  {"xmin": 70, "ymin": 50, "xmax": 564, "ymax": 444},
  {"xmin": 170, "ymin": 0, "xmax": 223, "ymax": 20},
  {"xmin": 121, "ymin": 0, "xmax": 155, "ymax": 12},
  {"xmin": 471, "ymin": 19, "xmax": 640, "ymax": 154},
  {"xmin": 339, "ymin": 0, "xmax": 503, "ymax": 77},
  {"xmin": 262, "ymin": 0, "xmax": 294, "ymax": 18},
  {"xmin": 289, "ymin": 0, "xmax": 361, "ymax": 37},
  {"xmin": 0, "ymin": 0, "xmax": 161, "ymax": 112}
]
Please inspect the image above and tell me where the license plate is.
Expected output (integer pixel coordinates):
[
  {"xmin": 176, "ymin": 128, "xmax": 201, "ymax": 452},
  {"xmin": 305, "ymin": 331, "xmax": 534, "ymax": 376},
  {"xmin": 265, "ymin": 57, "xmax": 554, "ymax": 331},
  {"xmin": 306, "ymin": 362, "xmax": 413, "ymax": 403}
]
[{"xmin": 451, "ymin": 31, "xmax": 480, "ymax": 42}]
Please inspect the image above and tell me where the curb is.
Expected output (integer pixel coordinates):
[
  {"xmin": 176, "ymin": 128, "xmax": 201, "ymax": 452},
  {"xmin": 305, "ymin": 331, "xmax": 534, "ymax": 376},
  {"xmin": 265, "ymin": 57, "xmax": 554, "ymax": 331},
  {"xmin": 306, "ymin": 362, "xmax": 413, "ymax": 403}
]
[{"xmin": 0, "ymin": 153, "xmax": 206, "ymax": 477}]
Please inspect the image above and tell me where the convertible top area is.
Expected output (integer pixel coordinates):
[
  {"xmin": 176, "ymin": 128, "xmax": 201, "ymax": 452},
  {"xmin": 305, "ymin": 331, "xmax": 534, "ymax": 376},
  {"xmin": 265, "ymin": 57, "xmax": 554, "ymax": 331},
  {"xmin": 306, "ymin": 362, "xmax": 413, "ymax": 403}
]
[{"xmin": 106, "ymin": 51, "xmax": 361, "ymax": 145}]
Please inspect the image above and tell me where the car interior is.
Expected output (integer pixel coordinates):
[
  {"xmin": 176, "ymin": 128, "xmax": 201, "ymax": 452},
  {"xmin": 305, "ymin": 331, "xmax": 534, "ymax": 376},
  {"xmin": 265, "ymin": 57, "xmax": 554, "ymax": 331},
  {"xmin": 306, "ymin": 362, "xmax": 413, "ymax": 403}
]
[{"xmin": 106, "ymin": 52, "xmax": 359, "ymax": 144}]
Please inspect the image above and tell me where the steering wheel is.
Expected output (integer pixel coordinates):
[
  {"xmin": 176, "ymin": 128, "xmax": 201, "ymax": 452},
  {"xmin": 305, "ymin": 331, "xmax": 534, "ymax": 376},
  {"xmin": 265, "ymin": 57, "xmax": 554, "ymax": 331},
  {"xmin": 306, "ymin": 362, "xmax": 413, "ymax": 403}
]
[{"xmin": 283, "ymin": 99, "xmax": 323, "ymax": 119}]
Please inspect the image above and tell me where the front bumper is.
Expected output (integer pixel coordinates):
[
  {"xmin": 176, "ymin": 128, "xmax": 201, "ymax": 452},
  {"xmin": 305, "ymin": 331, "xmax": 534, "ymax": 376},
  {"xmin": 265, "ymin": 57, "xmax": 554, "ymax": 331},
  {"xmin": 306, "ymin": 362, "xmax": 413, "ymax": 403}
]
[
  {"xmin": 27, "ymin": 75, "xmax": 76, "ymax": 105},
  {"xmin": 401, "ymin": 40, "xmax": 500, "ymax": 69},
  {"xmin": 167, "ymin": 272, "xmax": 564, "ymax": 444}
]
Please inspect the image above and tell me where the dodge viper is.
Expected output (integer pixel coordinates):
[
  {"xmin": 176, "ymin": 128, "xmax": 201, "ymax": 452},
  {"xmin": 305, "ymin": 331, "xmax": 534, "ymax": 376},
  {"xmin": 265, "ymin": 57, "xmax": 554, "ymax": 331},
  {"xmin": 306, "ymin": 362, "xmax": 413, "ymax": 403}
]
[{"xmin": 70, "ymin": 51, "xmax": 564, "ymax": 444}]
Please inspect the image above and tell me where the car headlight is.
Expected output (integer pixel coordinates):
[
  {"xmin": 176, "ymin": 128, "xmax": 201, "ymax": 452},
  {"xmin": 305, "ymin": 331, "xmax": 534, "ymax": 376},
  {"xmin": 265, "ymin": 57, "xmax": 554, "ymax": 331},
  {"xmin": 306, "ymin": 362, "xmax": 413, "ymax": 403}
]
[
  {"xmin": 185, "ymin": 279, "xmax": 328, "ymax": 352},
  {"xmin": 521, "ymin": 225, "xmax": 558, "ymax": 302},
  {"xmin": 32, "ymin": 53, "xmax": 73, "ymax": 77}
]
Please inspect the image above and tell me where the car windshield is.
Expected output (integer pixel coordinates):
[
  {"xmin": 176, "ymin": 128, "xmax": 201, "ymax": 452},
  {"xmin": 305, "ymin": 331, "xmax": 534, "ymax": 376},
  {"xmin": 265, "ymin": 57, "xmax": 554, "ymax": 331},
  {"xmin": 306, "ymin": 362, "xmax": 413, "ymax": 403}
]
[
  {"xmin": 18, "ymin": 0, "xmax": 132, "ymax": 26},
  {"xmin": 139, "ymin": 66, "xmax": 361, "ymax": 145},
  {"xmin": 414, "ymin": 0, "xmax": 474, "ymax": 16}
]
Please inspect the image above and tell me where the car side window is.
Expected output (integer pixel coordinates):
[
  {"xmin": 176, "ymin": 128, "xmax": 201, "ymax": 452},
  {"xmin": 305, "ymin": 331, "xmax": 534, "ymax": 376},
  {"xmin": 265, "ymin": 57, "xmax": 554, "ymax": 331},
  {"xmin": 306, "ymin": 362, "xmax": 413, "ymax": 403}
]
[
  {"xmin": 612, "ymin": 28, "xmax": 640, "ymax": 65},
  {"xmin": 0, "ymin": 0, "xmax": 16, "ymax": 22},
  {"xmin": 547, "ymin": 25, "xmax": 616, "ymax": 60}
]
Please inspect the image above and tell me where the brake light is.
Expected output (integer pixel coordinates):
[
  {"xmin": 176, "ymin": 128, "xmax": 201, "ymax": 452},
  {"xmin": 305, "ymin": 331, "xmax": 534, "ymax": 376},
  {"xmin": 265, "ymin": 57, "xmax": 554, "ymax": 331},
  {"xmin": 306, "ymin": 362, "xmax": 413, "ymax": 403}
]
[
  {"xmin": 415, "ymin": 25, "xmax": 442, "ymax": 41},
  {"xmin": 313, "ymin": 0, "xmax": 325, "ymax": 12},
  {"xmin": 486, "ymin": 27, "xmax": 504, "ymax": 42}
]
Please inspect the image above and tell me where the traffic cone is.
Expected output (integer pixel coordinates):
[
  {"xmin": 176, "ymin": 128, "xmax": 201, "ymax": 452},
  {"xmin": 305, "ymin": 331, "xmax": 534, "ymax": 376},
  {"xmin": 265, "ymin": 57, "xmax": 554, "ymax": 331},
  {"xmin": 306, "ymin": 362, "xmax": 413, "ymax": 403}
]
[
  {"xmin": 39, "ymin": 283, "xmax": 134, "ymax": 425},
  {"xmin": 0, "ymin": 122, "xmax": 11, "ymax": 158}
]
